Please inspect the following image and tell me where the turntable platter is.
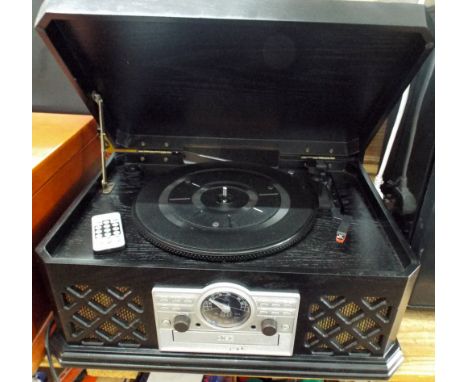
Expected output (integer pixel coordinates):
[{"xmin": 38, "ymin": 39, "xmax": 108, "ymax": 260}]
[{"xmin": 132, "ymin": 163, "xmax": 318, "ymax": 261}]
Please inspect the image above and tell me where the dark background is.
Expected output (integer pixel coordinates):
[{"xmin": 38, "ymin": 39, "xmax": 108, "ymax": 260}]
[
  {"xmin": 381, "ymin": 6, "xmax": 434, "ymax": 308},
  {"xmin": 32, "ymin": 0, "xmax": 87, "ymax": 114}
]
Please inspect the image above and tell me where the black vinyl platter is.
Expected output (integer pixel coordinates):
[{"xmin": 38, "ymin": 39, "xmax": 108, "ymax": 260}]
[{"xmin": 132, "ymin": 162, "xmax": 318, "ymax": 261}]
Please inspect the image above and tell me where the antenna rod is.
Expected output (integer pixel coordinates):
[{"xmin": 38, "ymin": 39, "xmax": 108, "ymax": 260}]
[{"xmin": 92, "ymin": 92, "xmax": 114, "ymax": 194}]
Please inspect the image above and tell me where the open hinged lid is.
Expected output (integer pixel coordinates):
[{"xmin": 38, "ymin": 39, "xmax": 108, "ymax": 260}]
[{"xmin": 36, "ymin": 0, "xmax": 433, "ymax": 158}]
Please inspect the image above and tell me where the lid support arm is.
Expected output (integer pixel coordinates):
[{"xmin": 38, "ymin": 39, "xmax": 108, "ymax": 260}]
[{"xmin": 92, "ymin": 92, "xmax": 114, "ymax": 194}]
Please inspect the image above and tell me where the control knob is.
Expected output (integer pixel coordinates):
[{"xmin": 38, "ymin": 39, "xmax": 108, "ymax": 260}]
[
  {"xmin": 173, "ymin": 315, "xmax": 191, "ymax": 332},
  {"xmin": 261, "ymin": 318, "xmax": 277, "ymax": 336}
]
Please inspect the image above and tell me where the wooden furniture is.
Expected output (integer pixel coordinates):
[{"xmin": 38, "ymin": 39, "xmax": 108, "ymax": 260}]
[
  {"xmin": 364, "ymin": 122, "xmax": 388, "ymax": 178},
  {"xmin": 32, "ymin": 113, "xmax": 101, "ymax": 373},
  {"xmin": 390, "ymin": 310, "xmax": 435, "ymax": 382}
]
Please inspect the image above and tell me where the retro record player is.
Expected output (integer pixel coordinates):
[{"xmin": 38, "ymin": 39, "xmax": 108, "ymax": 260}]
[{"xmin": 35, "ymin": 0, "xmax": 434, "ymax": 379}]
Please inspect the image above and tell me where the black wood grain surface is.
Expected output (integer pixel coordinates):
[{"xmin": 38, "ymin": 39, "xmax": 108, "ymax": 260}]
[
  {"xmin": 47, "ymin": 159, "xmax": 404, "ymax": 275},
  {"xmin": 39, "ymin": 6, "xmax": 431, "ymax": 155}
]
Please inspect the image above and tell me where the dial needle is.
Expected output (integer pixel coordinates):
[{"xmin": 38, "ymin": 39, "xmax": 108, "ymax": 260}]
[{"xmin": 209, "ymin": 298, "xmax": 231, "ymax": 314}]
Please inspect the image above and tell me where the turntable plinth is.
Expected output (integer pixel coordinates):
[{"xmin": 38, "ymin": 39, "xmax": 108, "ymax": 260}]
[{"xmin": 32, "ymin": 112, "xmax": 100, "ymax": 372}]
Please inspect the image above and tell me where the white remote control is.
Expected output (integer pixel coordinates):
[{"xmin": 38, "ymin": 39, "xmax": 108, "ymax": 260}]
[{"xmin": 91, "ymin": 212, "xmax": 125, "ymax": 253}]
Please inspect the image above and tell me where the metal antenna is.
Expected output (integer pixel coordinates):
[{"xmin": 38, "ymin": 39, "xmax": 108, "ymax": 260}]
[{"xmin": 92, "ymin": 92, "xmax": 114, "ymax": 194}]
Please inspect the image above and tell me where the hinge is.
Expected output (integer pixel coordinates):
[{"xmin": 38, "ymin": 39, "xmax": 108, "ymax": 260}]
[
  {"xmin": 91, "ymin": 91, "xmax": 115, "ymax": 194},
  {"xmin": 300, "ymin": 155, "xmax": 336, "ymax": 160}
]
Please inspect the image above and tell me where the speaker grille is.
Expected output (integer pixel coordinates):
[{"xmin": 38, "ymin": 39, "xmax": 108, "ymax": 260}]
[
  {"xmin": 305, "ymin": 295, "xmax": 392, "ymax": 355},
  {"xmin": 61, "ymin": 285, "xmax": 148, "ymax": 347}
]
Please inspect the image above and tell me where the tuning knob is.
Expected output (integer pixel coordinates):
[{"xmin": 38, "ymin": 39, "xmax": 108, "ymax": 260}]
[
  {"xmin": 173, "ymin": 315, "xmax": 191, "ymax": 332},
  {"xmin": 261, "ymin": 318, "xmax": 277, "ymax": 336}
]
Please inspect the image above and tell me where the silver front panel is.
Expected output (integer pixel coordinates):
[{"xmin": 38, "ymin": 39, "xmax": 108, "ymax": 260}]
[{"xmin": 152, "ymin": 282, "xmax": 300, "ymax": 356}]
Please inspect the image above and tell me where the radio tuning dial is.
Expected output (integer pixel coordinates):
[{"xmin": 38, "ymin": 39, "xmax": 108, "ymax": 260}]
[
  {"xmin": 261, "ymin": 318, "xmax": 277, "ymax": 336},
  {"xmin": 173, "ymin": 315, "xmax": 191, "ymax": 332}
]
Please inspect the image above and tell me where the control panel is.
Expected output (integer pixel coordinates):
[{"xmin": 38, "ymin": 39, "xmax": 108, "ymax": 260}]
[{"xmin": 152, "ymin": 282, "xmax": 300, "ymax": 356}]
